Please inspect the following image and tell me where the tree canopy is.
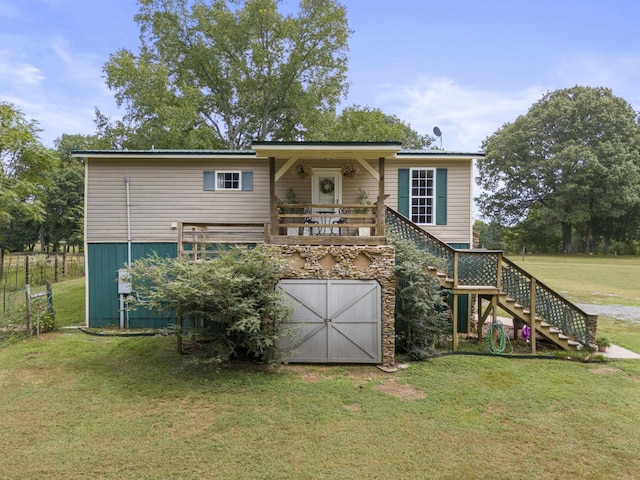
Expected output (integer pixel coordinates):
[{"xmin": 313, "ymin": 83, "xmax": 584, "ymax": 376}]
[
  {"xmin": 100, "ymin": 0, "xmax": 351, "ymax": 150},
  {"xmin": 0, "ymin": 102, "xmax": 56, "ymax": 249},
  {"xmin": 477, "ymin": 86, "xmax": 640, "ymax": 254},
  {"xmin": 306, "ymin": 105, "xmax": 434, "ymax": 149}
]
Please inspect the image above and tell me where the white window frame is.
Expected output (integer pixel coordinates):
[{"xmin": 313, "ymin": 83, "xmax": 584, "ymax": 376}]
[
  {"xmin": 410, "ymin": 168, "xmax": 436, "ymax": 226},
  {"xmin": 216, "ymin": 171, "xmax": 241, "ymax": 190}
]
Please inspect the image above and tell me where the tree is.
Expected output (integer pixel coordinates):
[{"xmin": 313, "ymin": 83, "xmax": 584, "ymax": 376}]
[
  {"xmin": 477, "ymin": 86, "xmax": 640, "ymax": 254},
  {"xmin": 0, "ymin": 102, "xmax": 56, "ymax": 247},
  {"xmin": 306, "ymin": 105, "xmax": 434, "ymax": 149},
  {"xmin": 100, "ymin": 0, "xmax": 351, "ymax": 149}
]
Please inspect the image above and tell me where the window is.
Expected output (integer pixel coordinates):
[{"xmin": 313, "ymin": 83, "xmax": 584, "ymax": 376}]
[
  {"xmin": 410, "ymin": 168, "xmax": 435, "ymax": 225},
  {"xmin": 217, "ymin": 171, "xmax": 240, "ymax": 190},
  {"xmin": 203, "ymin": 170, "xmax": 253, "ymax": 191}
]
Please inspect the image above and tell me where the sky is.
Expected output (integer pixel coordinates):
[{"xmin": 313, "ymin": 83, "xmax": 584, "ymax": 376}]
[{"xmin": 2, "ymin": 0, "xmax": 640, "ymax": 153}]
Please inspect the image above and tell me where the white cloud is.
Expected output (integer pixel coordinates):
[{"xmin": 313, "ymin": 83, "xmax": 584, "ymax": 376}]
[
  {"xmin": 374, "ymin": 76, "xmax": 544, "ymax": 152},
  {"xmin": 0, "ymin": 59, "xmax": 45, "ymax": 87}
]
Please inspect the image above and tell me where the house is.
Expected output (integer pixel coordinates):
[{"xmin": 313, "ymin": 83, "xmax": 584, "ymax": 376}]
[{"xmin": 76, "ymin": 141, "xmax": 596, "ymax": 366}]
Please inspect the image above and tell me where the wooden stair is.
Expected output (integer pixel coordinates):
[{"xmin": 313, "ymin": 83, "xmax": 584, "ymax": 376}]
[
  {"xmin": 432, "ymin": 270, "xmax": 581, "ymax": 351},
  {"xmin": 386, "ymin": 206, "xmax": 596, "ymax": 352},
  {"xmin": 496, "ymin": 293, "xmax": 581, "ymax": 351}
]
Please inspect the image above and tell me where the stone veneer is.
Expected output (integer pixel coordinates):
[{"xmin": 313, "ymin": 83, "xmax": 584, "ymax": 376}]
[{"xmin": 274, "ymin": 245, "xmax": 396, "ymax": 366}]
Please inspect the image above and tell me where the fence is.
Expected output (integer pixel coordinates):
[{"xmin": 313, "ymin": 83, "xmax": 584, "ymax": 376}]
[{"xmin": 1, "ymin": 252, "xmax": 84, "ymax": 290}]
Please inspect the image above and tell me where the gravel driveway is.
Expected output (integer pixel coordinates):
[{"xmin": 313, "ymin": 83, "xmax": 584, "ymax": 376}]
[{"xmin": 577, "ymin": 304, "xmax": 640, "ymax": 324}]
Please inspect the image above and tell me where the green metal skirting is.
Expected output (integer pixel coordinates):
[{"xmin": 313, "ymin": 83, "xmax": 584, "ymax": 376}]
[{"xmin": 86, "ymin": 243, "xmax": 177, "ymax": 328}]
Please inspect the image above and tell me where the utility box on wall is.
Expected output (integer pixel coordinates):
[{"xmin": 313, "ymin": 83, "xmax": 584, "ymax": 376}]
[{"xmin": 117, "ymin": 269, "xmax": 132, "ymax": 295}]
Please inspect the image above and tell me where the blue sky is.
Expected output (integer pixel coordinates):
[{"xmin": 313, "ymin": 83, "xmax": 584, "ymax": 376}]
[{"xmin": 2, "ymin": 0, "xmax": 640, "ymax": 152}]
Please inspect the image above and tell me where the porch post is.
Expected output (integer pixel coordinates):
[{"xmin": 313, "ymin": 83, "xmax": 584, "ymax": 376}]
[
  {"xmin": 452, "ymin": 292, "xmax": 459, "ymax": 351},
  {"xmin": 377, "ymin": 157, "xmax": 385, "ymax": 236},
  {"xmin": 269, "ymin": 156, "xmax": 277, "ymax": 238}
]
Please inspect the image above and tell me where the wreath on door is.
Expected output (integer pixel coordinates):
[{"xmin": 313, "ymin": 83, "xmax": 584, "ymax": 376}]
[{"xmin": 319, "ymin": 178, "xmax": 335, "ymax": 194}]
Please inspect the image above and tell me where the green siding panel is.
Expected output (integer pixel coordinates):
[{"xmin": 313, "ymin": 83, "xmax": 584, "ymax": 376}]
[
  {"xmin": 436, "ymin": 168, "xmax": 447, "ymax": 225},
  {"xmin": 87, "ymin": 243, "xmax": 177, "ymax": 328},
  {"xmin": 449, "ymin": 243, "xmax": 471, "ymax": 249},
  {"xmin": 397, "ymin": 168, "xmax": 410, "ymax": 218}
]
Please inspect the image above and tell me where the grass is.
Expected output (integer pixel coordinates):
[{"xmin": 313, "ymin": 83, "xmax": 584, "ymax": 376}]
[
  {"xmin": 1, "ymin": 332, "xmax": 640, "ymax": 479},
  {"xmin": 1, "ymin": 258, "xmax": 639, "ymax": 479}
]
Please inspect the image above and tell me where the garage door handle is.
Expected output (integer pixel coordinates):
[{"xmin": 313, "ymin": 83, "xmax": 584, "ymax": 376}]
[{"xmin": 324, "ymin": 318, "xmax": 332, "ymax": 323}]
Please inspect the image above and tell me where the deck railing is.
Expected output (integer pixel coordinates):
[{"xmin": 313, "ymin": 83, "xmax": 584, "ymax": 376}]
[
  {"xmin": 385, "ymin": 207, "xmax": 595, "ymax": 346},
  {"xmin": 275, "ymin": 202, "xmax": 379, "ymax": 236}
]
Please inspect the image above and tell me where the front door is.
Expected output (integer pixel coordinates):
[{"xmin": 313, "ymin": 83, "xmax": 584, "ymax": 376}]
[{"xmin": 312, "ymin": 168, "xmax": 342, "ymax": 234}]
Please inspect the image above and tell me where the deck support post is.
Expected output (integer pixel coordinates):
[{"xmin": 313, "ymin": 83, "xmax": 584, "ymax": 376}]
[
  {"xmin": 452, "ymin": 293, "xmax": 459, "ymax": 351},
  {"xmin": 530, "ymin": 277, "xmax": 537, "ymax": 354},
  {"xmin": 376, "ymin": 157, "xmax": 385, "ymax": 236}
]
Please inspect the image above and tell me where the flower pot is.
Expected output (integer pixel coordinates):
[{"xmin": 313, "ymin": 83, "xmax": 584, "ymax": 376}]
[{"xmin": 597, "ymin": 344, "xmax": 607, "ymax": 353}]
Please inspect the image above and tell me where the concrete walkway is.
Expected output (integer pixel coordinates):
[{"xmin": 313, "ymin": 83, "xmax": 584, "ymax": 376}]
[{"xmin": 599, "ymin": 344, "xmax": 640, "ymax": 360}]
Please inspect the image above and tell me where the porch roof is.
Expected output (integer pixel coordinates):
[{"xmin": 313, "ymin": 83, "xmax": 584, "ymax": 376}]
[{"xmin": 252, "ymin": 141, "xmax": 403, "ymax": 160}]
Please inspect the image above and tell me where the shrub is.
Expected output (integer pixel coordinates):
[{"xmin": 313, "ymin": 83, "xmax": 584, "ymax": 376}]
[
  {"xmin": 126, "ymin": 245, "xmax": 291, "ymax": 366},
  {"xmin": 391, "ymin": 237, "xmax": 450, "ymax": 359}
]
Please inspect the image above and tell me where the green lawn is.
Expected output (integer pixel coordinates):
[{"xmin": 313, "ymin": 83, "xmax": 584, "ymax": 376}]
[
  {"xmin": 1, "ymin": 332, "xmax": 639, "ymax": 479},
  {"xmin": 1, "ymin": 260, "xmax": 640, "ymax": 479}
]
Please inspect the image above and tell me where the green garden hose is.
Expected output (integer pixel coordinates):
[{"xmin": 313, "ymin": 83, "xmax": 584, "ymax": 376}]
[{"xmin": 486, "ymin": 321, "xmax": 513, "ymax": 355}]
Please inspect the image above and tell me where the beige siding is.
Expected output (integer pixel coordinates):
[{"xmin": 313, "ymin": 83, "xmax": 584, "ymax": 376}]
[
  {"xmin": 86, "ymin": 155, "xmax": 473, "ymax": 246},
  {"xmin": 86, "ymin": 158, "xmax": 270, "ymax": 242},
  {"xmin": 385, "ymin": 159, "xmax": 473, "ymax": 246}
]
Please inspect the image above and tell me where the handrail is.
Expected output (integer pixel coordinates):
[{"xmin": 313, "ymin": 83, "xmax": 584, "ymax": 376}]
[
  {"xmin": 385, "ymin": 206, "xmax": 595, "ymax": 346},
  {"xmin": 386, "ymin": 207, "xmax": 502, "ymax": 287},
  {"xmin": 500, "ymin": 257, "xmax": 594, "ymax": 345}
]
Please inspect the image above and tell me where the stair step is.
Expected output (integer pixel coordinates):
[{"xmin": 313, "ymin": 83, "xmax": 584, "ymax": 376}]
[
  {"xmin": 540, "ymin": 321, "xmax": 552, "ymax": 328},
  {"xmin": 549, "ymin": 328, "xmax": 562, "ymax": 334},
  {"xmin": 567, "ymin": 340, "xmax": 580, "ymax": 346},
  {"xmin": 558, "ymin": 334, "xmax": 569, "ymax": 340}
]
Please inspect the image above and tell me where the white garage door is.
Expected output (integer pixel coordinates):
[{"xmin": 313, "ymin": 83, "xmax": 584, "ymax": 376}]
[{"xmin": 277, "ymin": 279, "xmax": 381, "ymax": 363}]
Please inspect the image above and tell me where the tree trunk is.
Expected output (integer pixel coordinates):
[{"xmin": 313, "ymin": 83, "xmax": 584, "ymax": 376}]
[
  {"xmin": 561, "ymin": 221, "xmax": 573, "ymax": 254},
  {"xmin": 583, "ymin": 221, "xmax": 593, "ymax": 254}
]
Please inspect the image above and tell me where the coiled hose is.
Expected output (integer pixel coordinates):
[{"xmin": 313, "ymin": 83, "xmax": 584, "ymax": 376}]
[{"xmin": 485, "ymin": 321, "xmax": 513, "ymax": 355}]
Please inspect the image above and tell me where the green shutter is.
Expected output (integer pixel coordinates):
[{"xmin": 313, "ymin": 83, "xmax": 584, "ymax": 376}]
[
  {"xmin": 398, "ymin": 168, "xmax": 410, "ymax": 218},
  {"xmin": 436, "ymin": 168, "xmax": 447, "ymax": 225},
  {"xmin": 241, "ymin": 171, "xmax": 253, "ymax": 191},
  {"xmin": 203, "ymin": 171, "xmax": 215, "ymax": 191}
]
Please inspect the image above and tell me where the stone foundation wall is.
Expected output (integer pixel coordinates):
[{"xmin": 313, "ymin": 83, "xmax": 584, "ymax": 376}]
[{"xmin": 274, "ymin": 245, "xmax": 396, "ymax": 366}]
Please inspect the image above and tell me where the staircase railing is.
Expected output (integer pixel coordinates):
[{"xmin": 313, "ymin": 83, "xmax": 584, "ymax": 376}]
[
  {"xmin": 501, "ymin": 258, "xmax": 595, "ymax": 345},
  {"xmin": 385, "ymin": 207, "xmax": 596, "ymax": 346},
  {"xmin": 385, "ymin": 207, "xmax": 502, "ymax": 288}
]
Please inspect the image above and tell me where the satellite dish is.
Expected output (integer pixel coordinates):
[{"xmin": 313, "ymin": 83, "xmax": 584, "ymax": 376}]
[{"xmin": 433, "ymin": 126, "xmax": 443, "ymax": 149}]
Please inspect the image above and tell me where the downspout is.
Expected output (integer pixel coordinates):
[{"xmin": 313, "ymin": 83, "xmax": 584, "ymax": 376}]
[
  {"xmin": 125, "ymin": 175, "xmax": 132, "ymax": 267},
  {"xmin": 121, "ymin": 174, "xmax": 132, "ymax": 329}
]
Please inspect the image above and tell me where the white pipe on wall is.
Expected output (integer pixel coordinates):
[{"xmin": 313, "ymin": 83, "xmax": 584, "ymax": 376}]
[{"xmin": 122, "ymin": 175, "xmax": 132, "ymax": 329}]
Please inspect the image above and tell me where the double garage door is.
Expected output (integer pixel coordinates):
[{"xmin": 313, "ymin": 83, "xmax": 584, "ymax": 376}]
[{"xmin": 277, "ymin": 279, "xmax": 381, "ymax": 363}]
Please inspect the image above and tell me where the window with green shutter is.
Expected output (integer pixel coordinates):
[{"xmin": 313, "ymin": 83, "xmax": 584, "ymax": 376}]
[{"xmin": 398, "ymin": 167, "xmax": 447, "ymax": 225}]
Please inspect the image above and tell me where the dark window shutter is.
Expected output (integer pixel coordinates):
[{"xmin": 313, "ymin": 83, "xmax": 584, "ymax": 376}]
[
  {"xmin": 436, "ymin": 168, "xmax": 447, "ymax": 225},
  {"xmin": 397, "ymin": 168, "xmax": 409, "ymax": 218},
  {"xmin": 204, "ymin": 171, "xmax": 215, "ymax": 191},
  {"xmin": 241, "ymin": 171, "xmax": 253, "ymax": 191}
]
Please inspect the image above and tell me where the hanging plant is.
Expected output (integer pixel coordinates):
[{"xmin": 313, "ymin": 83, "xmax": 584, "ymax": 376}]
[
  {"xmin": 341, "ymin": 161, "xmax": 360, "ymax": 178},
  {"xmin": 295, "ymin": 164, "xmax": 312, "ymax": 178},
  {"xmin": 319, "ymin": 178, "xmax": 335, "ymax": 194}
]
